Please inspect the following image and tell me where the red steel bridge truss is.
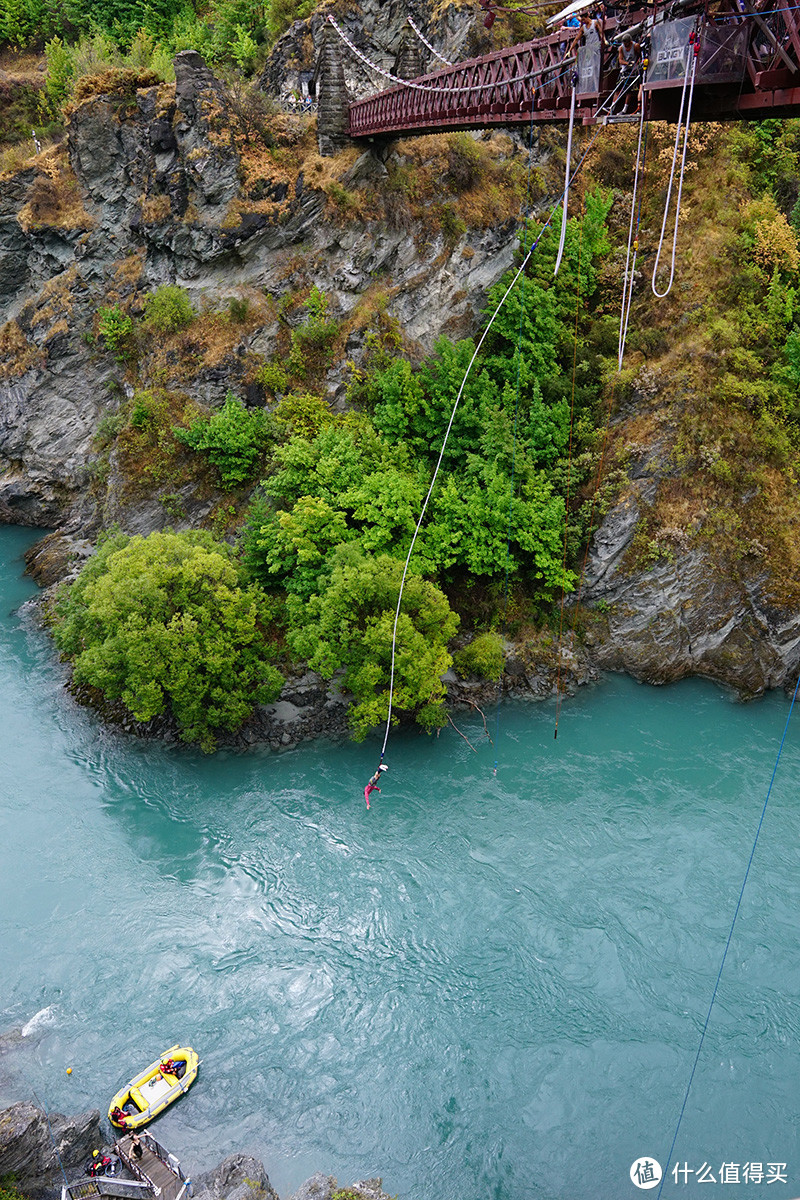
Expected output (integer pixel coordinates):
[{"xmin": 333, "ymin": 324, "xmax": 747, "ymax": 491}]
[{"xmin": 347, "ymin": 1, "xmax": 800, "ymax": 137}]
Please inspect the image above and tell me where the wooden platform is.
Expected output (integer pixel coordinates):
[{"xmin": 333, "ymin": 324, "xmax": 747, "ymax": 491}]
[{"xmin": 115, "ymin": 1134, "xmax": 190, "ymax": 1200}]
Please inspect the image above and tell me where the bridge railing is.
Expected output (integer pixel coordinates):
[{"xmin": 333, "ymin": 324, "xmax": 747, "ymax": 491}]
[
  {"xmin": 348, "ymin": 2, "xmax": 800, "ymax": 134},
  {"xmin": 348, "ymin": 16, "xmax": 632, "ymax": 137}
]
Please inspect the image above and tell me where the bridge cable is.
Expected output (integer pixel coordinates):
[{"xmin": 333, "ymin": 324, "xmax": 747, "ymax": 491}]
[
  {"xmin": 618, "ymin": 102, "xmax": 649, "ymax": 370},
  {"xmin": 407, "ymin": 15, "xmax": 454, "ymax": 66},
  {"xmin": 376, "ymin": 126, "xmax": 605, "ymax": 770},
  {"xmin": 553, "ymin": 194, "xmax": 585, "ymax": 739},
  {"xmin": 492, "ymin": 100, "xmax": 540, "ymax": 772},
  {"xmin": 554, "ymin": 80, "xmax": 577, "ymax": 277},
  {"xmin": 655, "ymin": 668, "xmax": 800, "ymax": 1199},
  {"xmin": 327, "ymin": 15, "xmax": 574, "ymax": 95},
  {"xmin": 651, "ymin": 29, "xmax": 699, "ymax": 298}
]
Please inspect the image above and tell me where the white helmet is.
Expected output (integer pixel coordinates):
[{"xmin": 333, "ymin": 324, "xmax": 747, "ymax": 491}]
[{"xmin": 378, "ymin": 764, "xmax": 388, "ymax": 772}]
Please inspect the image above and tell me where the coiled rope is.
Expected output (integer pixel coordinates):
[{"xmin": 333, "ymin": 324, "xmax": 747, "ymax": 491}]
[
  {"xmin": 377, "ymin": 126, "xmax": 604, "ymax": 765},
  {"xmin": 655, "ymin": 670, "xmax": 800, "ymax": 1198},
  {"xmin": 407, "ymin": 15, "xmax": 454, "ymax": 66},
  {"xmin": 651, "ymin": 29, "xmax": 698, "ymax": 298},
  {"xmin": 618, "ymin": 101, "xmax": 648, "ymax": 370}
]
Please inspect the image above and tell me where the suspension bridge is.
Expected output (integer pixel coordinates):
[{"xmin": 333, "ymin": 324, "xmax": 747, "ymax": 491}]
[{"xmin": 321, "ymin": 1, "xmax": 800, "ymax": 140}]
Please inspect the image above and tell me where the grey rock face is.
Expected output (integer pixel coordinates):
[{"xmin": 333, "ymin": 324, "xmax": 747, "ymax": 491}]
[
  {"xmin": 0, "ymin": 1102, "xmax": 101, "ymax": 1195},
  {"xmin": 582, "ymin": 491, "xmax": 800, "ymax": 695},
  {"xmin": 194, "ymin": 1153, "xmax": 279, "ymax": 1200},
  {"xmin": 287, "ymin": 1175, "xmax": 393, "ymax": 1200}
]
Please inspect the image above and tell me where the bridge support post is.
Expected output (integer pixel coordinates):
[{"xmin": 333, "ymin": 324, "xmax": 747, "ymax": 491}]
[
  {"xmin": 315, "ymin": 24, "xmax": 352, "ymax": 157},
  {"xmin": 393, "ymin": 23, "xmax": 424, "ymax": 81}
]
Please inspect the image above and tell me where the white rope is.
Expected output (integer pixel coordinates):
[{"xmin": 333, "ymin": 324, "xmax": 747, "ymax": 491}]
[
  {"xmin": 651, "ymin": 34, "xmax": 698, "ymax": 298},
  {"xmin": 617, "ymin": 100, "xmax": 647, "ymax": 369},
  {"xmin": 407, "ymin": 15, "xmax": 454, "ymax": 66},
  {"xmin": 377, "ymin": 127, "xmax": 603, "ymax": 760},
  {"xmin": 553, "ymin": 81, "xmax": 576, "ymax": 276},
  {"xmin": 327, "ymin": 14, "xmax": 572, "ymax": 95}
]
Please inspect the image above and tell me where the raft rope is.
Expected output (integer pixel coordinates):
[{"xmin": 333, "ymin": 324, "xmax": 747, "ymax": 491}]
[
  {"xmin": 651, "ymin": 28, "xmax": 699, "ymax": 298},
  {"xmin": 553, "ymin": 198, "xmax": 585, "ymax": 739},
  {"xmin": 28, "ymin": 1085, "xmax": 70, "ymax": 1187},
  {"xmin": 655, "ymin": 670, "xmax": 800, "ymax": 1198},
  {"xmin": 407, "ymin": 15, "xmax": 454, "ymax": 66},
  {"xmin": 618, "ymin": 101, "xmax": 649, "ymax": 370},
  {"xmin": 553, "ymin": 80, "xmax": 577, "ymax": 278},
  {"xmin": 378, "ymin": 126, "xmax": 605, "ymax": 768}
]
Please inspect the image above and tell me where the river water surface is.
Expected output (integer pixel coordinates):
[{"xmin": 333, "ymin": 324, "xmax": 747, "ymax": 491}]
[{"xmin": 1, "ymin": 525, "xmax": 800, "ymax": 1200}]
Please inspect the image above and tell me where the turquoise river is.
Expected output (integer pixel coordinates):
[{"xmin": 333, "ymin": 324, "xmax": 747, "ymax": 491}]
[{"xmin": 1, "ymin": 524, "xmax": 800, "ymax": 1200}]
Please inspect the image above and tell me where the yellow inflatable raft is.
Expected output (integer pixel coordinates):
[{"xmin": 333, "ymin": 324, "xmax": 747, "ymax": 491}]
[{"xmin": 108, "ymin": 1044, "xmax": 199, "ymax": 1129}]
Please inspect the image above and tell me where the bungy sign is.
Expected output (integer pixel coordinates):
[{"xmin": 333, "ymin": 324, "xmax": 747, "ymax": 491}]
[{"xmin": 647, "ymin": 15, "xmax": 694, "ymax": 84}]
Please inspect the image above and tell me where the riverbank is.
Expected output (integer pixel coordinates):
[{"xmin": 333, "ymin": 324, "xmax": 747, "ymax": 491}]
[{"xmin": 0, "ymin": 1097, "xmax": 393, "ymax": 1200}]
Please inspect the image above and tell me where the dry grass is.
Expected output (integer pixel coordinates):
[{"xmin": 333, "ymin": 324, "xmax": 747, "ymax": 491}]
[
  {"xmin": 0, "ymin": 320, "xmax": 45, "ymax": 379},
  {"xmin": 16, "ymin": 146, "xmax": 95, "ymax": 231}
]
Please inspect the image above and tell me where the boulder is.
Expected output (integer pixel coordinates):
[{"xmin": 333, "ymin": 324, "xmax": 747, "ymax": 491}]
[
  {"xmin": 193, "ymin": 1153, "xmax": 279, "ymax": 1200},
  {"xmin": 0, "ymin": 1102, "xmax": 101, "ymax": 1195}
]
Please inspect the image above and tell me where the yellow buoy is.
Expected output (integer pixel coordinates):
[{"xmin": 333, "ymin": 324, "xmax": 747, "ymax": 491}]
[{"xmin": 66, "ymin": 1067, "xmax": 73, "ymax": 1075}]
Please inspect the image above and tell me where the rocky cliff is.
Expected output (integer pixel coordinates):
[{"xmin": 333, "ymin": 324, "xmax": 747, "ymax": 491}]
[
  {"xmin": 2, "ymin": 25, "xmax": 800, "ymax": 717},
  {"xmin": 0, "ymin": 48, "xmax": 526, "ymax": 536},
  {"xmin": 0, "ymin": 1100, "xmax": 394, "ymax": 1200}
]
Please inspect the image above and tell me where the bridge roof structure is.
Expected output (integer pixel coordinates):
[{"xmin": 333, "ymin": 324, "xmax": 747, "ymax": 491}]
[{"xmin": 345, "ymin": 1, "xmax": 800, "ymax": 138}]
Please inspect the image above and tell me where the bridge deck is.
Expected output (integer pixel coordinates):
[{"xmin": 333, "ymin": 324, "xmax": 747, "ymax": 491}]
[{"xmin": 347, "ymin": 2, "xmax": 800, "ymax": 137}]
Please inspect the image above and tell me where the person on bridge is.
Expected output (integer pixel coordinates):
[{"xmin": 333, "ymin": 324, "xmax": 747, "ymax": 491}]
[
  {"xmin": 617, "ymin": 32, "xmax": 642, "ymax": 111},
  {"xmin": 570, "ymin": 8, "xmax": 604, "ymax": 57},
  {"xmin": 130, "ymin": 1133, "xmax": 144, "ymax": 1161}
]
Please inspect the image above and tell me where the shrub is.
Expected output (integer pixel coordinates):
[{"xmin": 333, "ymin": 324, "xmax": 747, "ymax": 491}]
[
  {"xmin": 286, "ymin": 547, "xmax": 459, "ymax": 739},
  {"xmin": 445, "ymin": 132, "xmax": 484, "ymax": 192},
  {"xmin": 255, "ymin": 361, "xmax": 288, "ymax": 396},
  {"xmin": 52, "ymin": 529, "xmax": 283, "ymax": 751},
  {"xmin": 439, "ymin": 203, "xmax": 467, "ymax": 246},
  {"xmin": 143, "ymin": 285, "xmax": 195, "ymax": 334},
  {"xmin": 228, "ymin": 296, "xmax": 250, "ymax": 323},
  {"xmin": 175, "ymin": 393, "xmax": 274, "ymax": 489},
  {"xmin": 97, "ymin": 305, "xmax": 133, "ymax": 358},
  {"xmin": 453, "ymin": 631, "xmax": 505, "ymax": 681}
]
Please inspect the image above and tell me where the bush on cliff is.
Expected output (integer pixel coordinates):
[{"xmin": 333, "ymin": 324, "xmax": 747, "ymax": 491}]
[
  {"xmin": 285, "ymin": 546, "xmax": 459, "ymax": 739},
  {"xmin": 175, "ymin": 394, "xmax": 275, "ymax": 490},
  {"xmin": 52, "ymin": 529, "xmax": 283, "ymax": 750}
]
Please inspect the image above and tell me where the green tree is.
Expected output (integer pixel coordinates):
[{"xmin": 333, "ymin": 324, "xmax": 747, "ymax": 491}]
[
  {"xmin": 286, "ymin": 547, "xmax": 459, "ymax": 738},
  {"xmin": 53, "ymin": 530, "xmax": 283, "ymax": 750},
  {"xmin": 143, "ymin": 284, "xmax": 194, "ymax": 334},
  {"xmin": 175, "ymin": 394, "xmax": 274, "ymax": 489}
]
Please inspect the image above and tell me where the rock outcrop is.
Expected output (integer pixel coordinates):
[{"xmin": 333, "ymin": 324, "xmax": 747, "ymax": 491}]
[
  {"xmin": 0, "ymin": 50, "xmax": 523, "ymax": 533},
  {"xmin": 0, "ymin": 1102, "xmax": 101, "ymax": 1196},
  {"xmin": 194, "ymin": 1153, "xmax": 280, "ymax": 1200},
  {"xmin": 582, "ymin": 485, "xmax": 800, "ymax": 695}
]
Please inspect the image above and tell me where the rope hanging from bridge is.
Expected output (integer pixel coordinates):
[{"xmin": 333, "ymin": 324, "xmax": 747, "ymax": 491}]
[
  {"xmin": 618, "ymin": 103, "xmax": 648, "ymax": 370},
  {"xmin": 327, "ymin": 14, "xmax": 574, "ymax": 95},
  {"xmin": 553, "ymin": 81, "xmax": 576, "ymax": 278},
  {"xmin": 651, "ymin": 28, "xmax": 699, "ymax": 298},
  {"xmin": 407, "ymin": 15, "xmax": 454, "ymax": 66},
  {"xmin": 373, "ymin": 126, "xmax": 604, "ymax": 781}
]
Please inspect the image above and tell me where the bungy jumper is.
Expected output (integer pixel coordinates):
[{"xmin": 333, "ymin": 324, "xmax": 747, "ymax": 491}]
[{"xmin": 364, "ymin": 764, "xmax": 388, "ymax": 809}]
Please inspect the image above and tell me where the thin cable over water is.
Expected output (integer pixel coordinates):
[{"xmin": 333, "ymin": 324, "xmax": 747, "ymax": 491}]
[{"xmin": 655, "ymin": 670, "xmax": 800, "ymax": 1198}]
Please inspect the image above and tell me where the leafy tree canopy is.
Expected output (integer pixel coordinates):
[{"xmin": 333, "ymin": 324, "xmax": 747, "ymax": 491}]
[
  {"xmin": 285, "ymin": 546, "xmax": 459, "ymax": 739},
  {"xmin": 53, "ymin": 529, "xmax": 283, "ymax": 749}
]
